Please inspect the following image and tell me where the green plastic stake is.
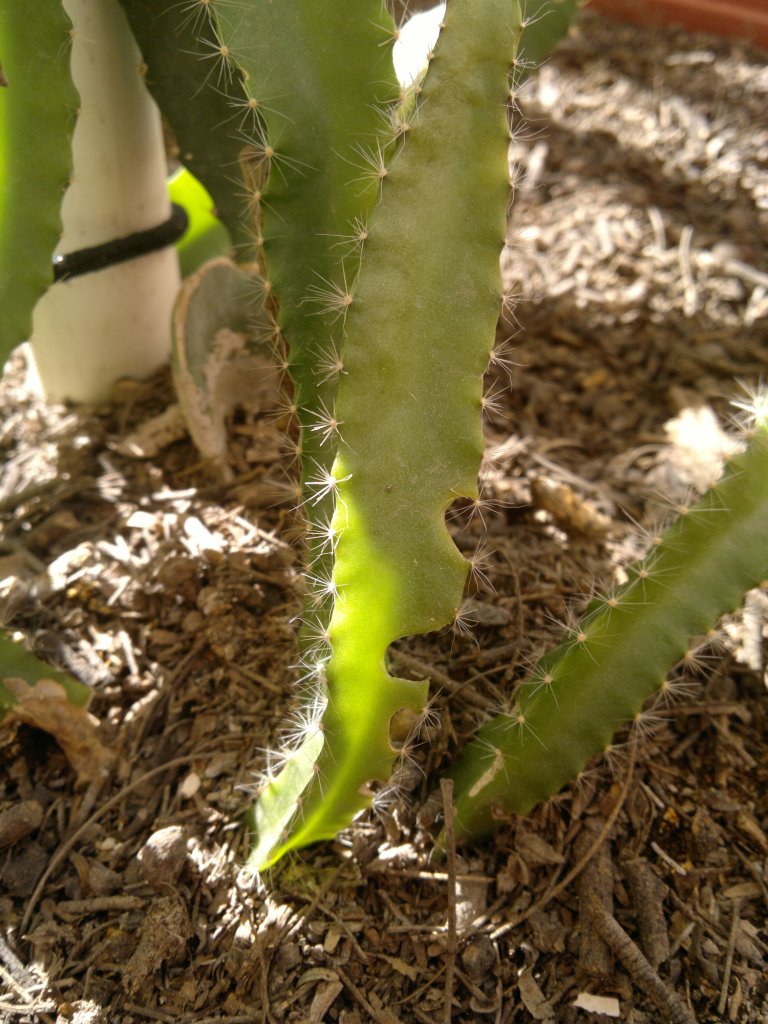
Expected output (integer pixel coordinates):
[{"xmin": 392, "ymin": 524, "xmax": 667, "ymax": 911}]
[{"xmin": 167, "ymin": 168, "xmax": 232, "ymax": 278}]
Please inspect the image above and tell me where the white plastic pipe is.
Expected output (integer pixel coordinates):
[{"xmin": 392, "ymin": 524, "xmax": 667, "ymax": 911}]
[
  {"xmin": 29, "ymin": 0, "xmax": 180, "ymax": 403},
  {"xmin": 392, "ymin": 3, "xmax": 446, "ymax": 86}
]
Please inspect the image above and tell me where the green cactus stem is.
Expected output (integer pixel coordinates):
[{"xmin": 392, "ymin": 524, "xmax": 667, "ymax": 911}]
[
  {"xmin": 516, "ymin": 0, "xmax": 582, "ymax": 85},
  {"xmin": 0, "ymin": 0, "xmax": 76, "ymax": 370},
  {"xmin": 172, "ymin": 257, "xmax": 278, "ymax": 471},
  {"xmin": 249, "ymin": 0, "xmax": 523, "ymax": 871},
  {"xmin": 448, "ymin": 398, "xmax": 768, "ymax": 846},
  {"xmin": 209, "ymin": 1, "xmax": 405, "ymax": 625},
  {"xmin": 0, "ymin": 630, "xmax": 90, "ymax": 718},
  {"xmin": 117, "ymin": 0, "xmax": 254, "ymax": 259}
]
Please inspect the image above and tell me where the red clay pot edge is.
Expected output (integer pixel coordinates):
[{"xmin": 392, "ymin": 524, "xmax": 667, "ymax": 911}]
[{"xmin": 586, "ymin": 0, "xmax": 768, "ymax": 53}]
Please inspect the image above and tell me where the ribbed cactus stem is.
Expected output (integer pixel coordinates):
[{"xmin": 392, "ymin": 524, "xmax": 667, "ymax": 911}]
[
  {"xmin": 210, "ymin": 0, "xmax": 404, "ymax": 657},
  {"xmin": 448, "ymin": 399, "xmax": 768, "ymax": 845},
  {"xmin": 29, "ymin": 0, "xmax": 180, "ymax": 403},
  {"xmin": 249, "ymin": 0, "xmax": 523, "ymax": 871},
  {"xmin": 0, "ymin": 0, "xmax": 77, "ymax": 368}
]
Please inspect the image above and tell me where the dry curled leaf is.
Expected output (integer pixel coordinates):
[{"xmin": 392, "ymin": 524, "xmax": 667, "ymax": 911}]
[{"xmin": 1, "ymin": 677, "xmax": 113, "ymax": 783}]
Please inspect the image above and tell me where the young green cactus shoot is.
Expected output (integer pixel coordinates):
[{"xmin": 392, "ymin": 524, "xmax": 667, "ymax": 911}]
[{"xmin": 448, "ymin": 394, "xmax": 768, "ymax": 845}]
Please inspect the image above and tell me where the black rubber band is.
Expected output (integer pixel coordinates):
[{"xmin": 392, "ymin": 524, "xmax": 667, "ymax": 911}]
[{"xmin": 52, "ymin": 203, "xmax": 188, "ymax": 282}]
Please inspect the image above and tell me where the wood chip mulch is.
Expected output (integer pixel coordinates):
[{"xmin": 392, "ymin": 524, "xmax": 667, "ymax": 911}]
[{"xmin": 1, "ymin": 11, "xmax": 767, "ymax": 1024}]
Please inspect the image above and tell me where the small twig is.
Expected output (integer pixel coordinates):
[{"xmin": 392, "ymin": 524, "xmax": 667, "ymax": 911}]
[
  {"xmin": 337, "ymin": 965, "xmax": 396, "ymax": 1024},
  {"xmin": 586, "ymin": 894, "xmax": 697, "ymax": 1024},
  {"xmin": 576, "ymin": 817, "xmax": 614, "ymax": 979},
  {"xmin": 54, "ymin": 895, "xmax": 144, "ymax": 917},
  {"xmin": 677, "ymin": 224, "xmax": 698, "ymax": 318},
  {"xmin": 717, "ymin": 899, "xmax": 741, "ymax": 1016},
  {"xmin": 490, "ymin": 740, "xmax": 636, "ymax": 940},
  {"xmin": 441, "ymin": 778, "xmax": 457, "ymax": 1024},
  {"xmin": 392, "ymin": 964, "xmax": 447, "ymax": 1009},
  {"xmin": 650, "ymin": 841, "xmax": 688, "ymax": 876},
  {"xmin": 623, "ymin": 856, "xmax": 670, "ymax": 969},
  {"xmin": 20, "ymin": 754, "xmax": 197, "ymax": 934},
  {"xmin": 0, "ymin": 935, "xmax": 41, "ymax": 992}
]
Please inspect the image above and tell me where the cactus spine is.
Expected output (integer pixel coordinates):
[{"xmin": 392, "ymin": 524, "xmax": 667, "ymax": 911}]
[{"xmin": 448, "ymin": 399, "xmax": 768, "ymax": 845}]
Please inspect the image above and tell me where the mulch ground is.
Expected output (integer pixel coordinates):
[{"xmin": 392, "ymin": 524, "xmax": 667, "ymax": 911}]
[{"xmin": 1, "ymin": 10, "xmax": 767, "ymax": 1024}]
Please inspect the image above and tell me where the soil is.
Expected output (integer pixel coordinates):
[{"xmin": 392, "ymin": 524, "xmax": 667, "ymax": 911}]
[{"xmin": 2, "ymin": 10, "xmax": 768, "ymax": 1024}]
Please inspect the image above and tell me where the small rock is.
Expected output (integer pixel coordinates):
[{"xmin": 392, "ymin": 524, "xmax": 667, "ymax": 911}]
[
  {"xmin": 179, "ymin": 772, "xmax": 201, "ymax": 800},
  {"xmin": 461, "ymin": 935, "xmax": 497, "ymax": 980},
  {"xmin": 136, "ymin": 826, "xmax": 188, "ymax": 888},
  {"xmin": 2, "ymin": 840, "xmax": 47, "ymax": 897},
  {"xmin": 0, "ymin": 800, "xmax": 44, "ymax": 849}
]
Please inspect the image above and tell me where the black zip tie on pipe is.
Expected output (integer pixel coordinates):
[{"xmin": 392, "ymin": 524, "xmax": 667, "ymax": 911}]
[{"xmin": 52, "ymin": 203, "xmax": 188, "ymax": 283}]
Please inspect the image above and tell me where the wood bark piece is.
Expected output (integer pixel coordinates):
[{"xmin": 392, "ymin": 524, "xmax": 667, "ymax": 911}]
[
  {"xmin": 121, "ymin": 892, "xmax": 193, "ymax": 995},
  {"xmin": 586, "ymin": 893, "xmax": 697, "ymax": 1024},
  {"xmin": 576, "ymin": 817, "xmax": 614, "ymax": 980},
  {"xmin": 0, "ymin": 800, "xmax": 43, "ymax": 849},
  {"xmin": 623, "ymin": 856, "xmax": 670, "ymax": 968}
]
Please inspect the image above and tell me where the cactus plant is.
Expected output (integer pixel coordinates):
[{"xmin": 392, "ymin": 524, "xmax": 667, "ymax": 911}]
[
  {"xmin": 242, "ymin": 0, "xmax": 526, "ymax": 870},
  {"xmin": 20, "ymin": 0, "xmax": 743, "ymax": 872},
  {"xmin": 0, "ymin": 1, "xmax": 78, "ymax": 375},
  {"xmin": 447, "ymin": 394, "xmax": 768, "ymax": 845}
]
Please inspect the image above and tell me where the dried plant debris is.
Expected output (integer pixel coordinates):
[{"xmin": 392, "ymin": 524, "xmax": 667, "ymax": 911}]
[{"xmin": 0, "ymin": 10, "xmax": 767, "ymax": 1024}]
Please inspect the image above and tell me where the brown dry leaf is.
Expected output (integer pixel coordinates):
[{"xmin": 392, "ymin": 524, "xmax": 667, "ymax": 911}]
[
  {"xmin": 573, "ymin": 992, "xmax": 621, "ymax": 1017},
  {"xmin": 308, "ymin": 977, "xmax": 344, "ymax": 1024},
  {"xmin": 1, "ymin": 677, "xmax": 113, "ymax": 783},
  {"xmin": 518, "ymin": 969, "xmax": 556, "ymax": 1021}
]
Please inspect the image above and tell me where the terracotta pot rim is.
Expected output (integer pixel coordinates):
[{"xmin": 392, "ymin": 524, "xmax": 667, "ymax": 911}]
[{"xmin": 586, "ymin": 0, "xmax": 768, "ymax": 53}]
